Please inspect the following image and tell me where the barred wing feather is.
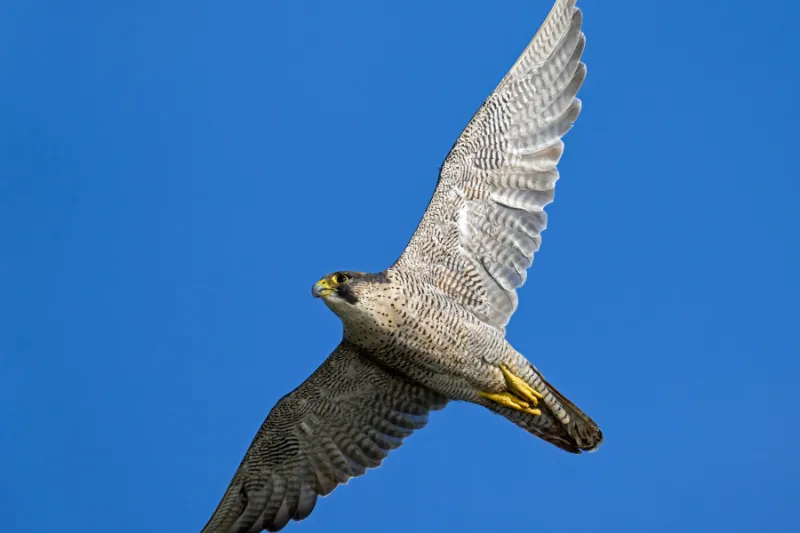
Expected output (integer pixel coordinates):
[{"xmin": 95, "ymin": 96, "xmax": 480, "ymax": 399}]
[
  {"xmin": 396, "ymin": 0, "xmax": 586, "ymax": 329},
  {"xmin": 200, "ymin": 343, "xmax": 447, "ymax": 533}
]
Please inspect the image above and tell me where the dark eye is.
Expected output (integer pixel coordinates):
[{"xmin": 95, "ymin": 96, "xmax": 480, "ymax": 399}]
[{"xmin": 333, "ymin": 273, "xmax": 349, "ymax": 284}]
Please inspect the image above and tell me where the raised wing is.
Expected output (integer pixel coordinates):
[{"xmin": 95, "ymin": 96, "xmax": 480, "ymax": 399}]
[
  {"xmin": 200, "ymin": 343, "xmax": 447, "ymax": 533},
  {"xmin": 395, "ymin": 0, "xmax": 586, "ymax": 329}
]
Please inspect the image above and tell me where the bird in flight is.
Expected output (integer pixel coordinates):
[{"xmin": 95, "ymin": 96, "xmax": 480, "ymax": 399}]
[{"xmin": 200, "ymin": 1, "xmax": 602, "ymax": 531}]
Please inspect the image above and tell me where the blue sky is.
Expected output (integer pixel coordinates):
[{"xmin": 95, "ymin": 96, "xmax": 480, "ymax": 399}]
[{"xmin": 1, "ymin": 0, "xmax": 798, "ymax": 531}]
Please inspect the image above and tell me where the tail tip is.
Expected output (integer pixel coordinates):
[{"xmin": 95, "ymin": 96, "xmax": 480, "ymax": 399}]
[{"xmin": 575, "ymin": 424, "xmax": 603, "ymax": 453}]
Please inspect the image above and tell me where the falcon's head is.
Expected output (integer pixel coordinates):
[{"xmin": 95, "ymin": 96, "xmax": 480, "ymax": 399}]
[{"xmin": 311, "ymin": 271, "xmax": 389, "ymax": 315}]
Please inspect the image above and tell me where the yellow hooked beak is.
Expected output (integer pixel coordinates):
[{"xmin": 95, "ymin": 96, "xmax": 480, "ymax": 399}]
[{"xmin": 311, "ymin": 278, "xmax": 334, "ymax": 298}]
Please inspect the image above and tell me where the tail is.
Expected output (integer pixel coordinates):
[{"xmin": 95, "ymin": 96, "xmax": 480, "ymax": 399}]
[{"xmin": 489, "ymin": 364, "xmax": 603, "ymax": 454}]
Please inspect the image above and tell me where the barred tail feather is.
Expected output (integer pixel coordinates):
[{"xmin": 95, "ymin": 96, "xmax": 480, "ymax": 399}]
[{"xmin": 488, "ymin": 365, "xmax": 603, "ymax": 454}]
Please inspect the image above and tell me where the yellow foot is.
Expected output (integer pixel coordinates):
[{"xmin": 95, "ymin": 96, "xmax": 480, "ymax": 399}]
[
  {"xmin": 479, "ymin": 391, "xmax": 542, "ymax": 416},
  {"xmin": 479, "ymin": 364, "xmax": 544, "ymax": 416},
  {"xmin": 499, "ymin": 364, "xmax": 543, "ymax": 406}
]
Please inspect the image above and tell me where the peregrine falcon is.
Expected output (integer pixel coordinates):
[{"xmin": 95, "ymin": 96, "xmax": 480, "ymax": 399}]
[{"xmin": 200, "ymin": 0, "xmax": 602, "ymax": 531}]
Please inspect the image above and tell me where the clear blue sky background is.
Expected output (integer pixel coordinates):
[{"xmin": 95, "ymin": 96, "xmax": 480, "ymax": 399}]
[{"xmin": 2, "ymin": 1, "xmax": 798, "ymax": 531}]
